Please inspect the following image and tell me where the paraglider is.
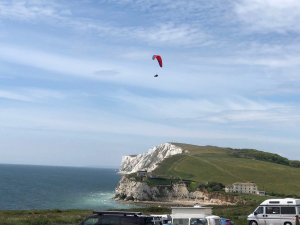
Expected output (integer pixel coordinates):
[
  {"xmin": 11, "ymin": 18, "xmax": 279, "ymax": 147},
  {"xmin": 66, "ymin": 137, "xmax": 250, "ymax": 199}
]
[
  {"xmin": 152, "ymin": 55, "xmax": 162, "ymax": 67},
  {"xmin": 152, "ymin": 55, "xmax": 162, "ymax": 77}
]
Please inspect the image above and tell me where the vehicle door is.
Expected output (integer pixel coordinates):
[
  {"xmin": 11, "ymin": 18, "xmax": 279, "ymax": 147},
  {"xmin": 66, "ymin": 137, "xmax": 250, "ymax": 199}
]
[
  {"xmin": 81, "ymin": 216, "xmax": 100, "ymax": 225},
  {"xmin": 99, "ymin": 216, "xmax": 120, "ymax": 225},
  {"xmin": 120, "ymin": 217, "xmax": 141, "ymax": 225},
  {"xmin": 265, "ymin": 206, "xmax": 281, "ymax": 225},
  {"xmin": 281, "ymin": 207, "xmax": 296, "ymax": 225},
  {"xmin": 253, "ymin": 206, "xmax": 265, "ymax": 225}
]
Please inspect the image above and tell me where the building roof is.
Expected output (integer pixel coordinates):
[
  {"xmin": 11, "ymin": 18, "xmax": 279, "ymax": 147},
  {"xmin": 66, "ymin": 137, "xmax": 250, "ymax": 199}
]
[{"xmin": 233, "ymin": 182, "xmax": 257, "ymax": 186}]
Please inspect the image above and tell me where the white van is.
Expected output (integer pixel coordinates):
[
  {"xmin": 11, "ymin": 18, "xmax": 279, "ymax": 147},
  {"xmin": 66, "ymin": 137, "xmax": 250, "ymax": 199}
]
[
  {"xmin": 247, "ymin": 198, "xmax": 300, "ymax": 225},
  {"xmin": 171, "ymin": 206, "xmax": 222, "ymax": 225}
]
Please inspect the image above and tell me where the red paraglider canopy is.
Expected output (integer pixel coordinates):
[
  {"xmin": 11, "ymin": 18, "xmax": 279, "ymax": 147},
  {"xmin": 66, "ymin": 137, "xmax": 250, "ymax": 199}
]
[{"xmin": 152, "ymin": 55, "xmax": 162, "ymax": 67}]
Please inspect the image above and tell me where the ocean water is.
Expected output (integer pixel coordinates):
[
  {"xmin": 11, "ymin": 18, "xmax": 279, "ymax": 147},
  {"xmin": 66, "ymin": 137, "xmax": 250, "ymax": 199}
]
[{"xmin": 0, "ymin": 164, "xmax": 134, "ymax": 210}]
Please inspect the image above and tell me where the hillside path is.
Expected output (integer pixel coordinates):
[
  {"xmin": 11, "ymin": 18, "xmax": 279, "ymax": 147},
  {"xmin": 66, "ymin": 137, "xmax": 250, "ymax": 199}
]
[{"xmin": 188, "ymin": 155, "xmax": 246, "ymax": 182}]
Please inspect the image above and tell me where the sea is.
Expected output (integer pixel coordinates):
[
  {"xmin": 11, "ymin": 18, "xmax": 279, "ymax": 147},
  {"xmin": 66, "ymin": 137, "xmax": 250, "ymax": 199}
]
[{"xmin": 0, "ymin": 164, "xmax": 135, "ymax": 210}]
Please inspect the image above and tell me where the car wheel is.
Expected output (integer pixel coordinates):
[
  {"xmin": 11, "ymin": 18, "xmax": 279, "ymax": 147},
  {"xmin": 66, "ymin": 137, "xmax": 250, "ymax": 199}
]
[
  {"xmin": 250, "ymin": 221, "xmax": 258, "ymax": 225},
  {"xmin": 284, "ymin": 222, "xmax": 292, "ymax": 225}
]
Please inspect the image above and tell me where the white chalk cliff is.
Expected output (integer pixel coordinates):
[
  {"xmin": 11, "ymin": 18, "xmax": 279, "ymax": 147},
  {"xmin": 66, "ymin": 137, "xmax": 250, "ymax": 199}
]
[
  {"xmin": 119, "ymin": 143, "xmax": 183, "ymax": 173},
  {"xmin": 114, "ymin": 176, "xmax": 239, "ymax": 204},
  {"xmin": 115, "ymin": 142, "xmax": 239, "ymax": 205}
]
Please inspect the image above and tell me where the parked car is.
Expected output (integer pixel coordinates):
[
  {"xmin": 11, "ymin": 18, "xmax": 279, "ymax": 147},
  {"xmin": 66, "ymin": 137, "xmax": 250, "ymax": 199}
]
[
  {"xmin": 221, "ymin": 218, "xmax": 235, "ymax": 225},
  {"xmin": 247, "ymin": 198, "xmax": 300, "ymax": 225},
  {"xmin": 78, "ymin": 211, "xmax": 155, "ymax": 225}
]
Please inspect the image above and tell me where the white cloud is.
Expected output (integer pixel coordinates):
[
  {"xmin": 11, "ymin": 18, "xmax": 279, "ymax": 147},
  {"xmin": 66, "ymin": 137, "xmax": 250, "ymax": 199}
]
[
  {"xmin": 24, "ymin": 88, "xmax": 66, "ymax": 100},
  {"xmin": 0, "ymin": 88, "xmax": 66, "ymax": 102},
  {"xmin": 1, "ymin": 106, "xmax": 300, "ymax": 148},
  {"xmin": 106, "ymin": 91, "xmax": 300, "ymax": 130},
  {"xmin": 94, "ymin": 70, "xmax": 119, "ymax": 76},
  {"xmin": 109, "ymin": 91, "xmax": 280, "ymax": 119},
  {"xmin": 202, "ymin": 108, "xmax": 300, "ymax": 125},
  {"xmin": 1, "ymin": 44, "xmax": 256, "ymax": 95},
  {"xmin": 0, "ymin": 90, "xmax": 34, "ymax": 102},
  {"xmin": 235, "ymin": 0, "xmax": 300, "ymax": 33},
  {"xmin": 0, "ymin": 0, "xmax": 65, "ymax": 21},
  {"xmin": 0, "ymin": 44, "xmax": 115, "ymax": 79},
  {"xmin": 0, "ymin": 1, "xmax": 211, "ymax": 47},
  {"xmin": 0, "ymin": 106, "xmax": 241, "ymax": 139},
  {"xmin": 132, "ymin": 23, "xmax": 210, "ymax": 47}
]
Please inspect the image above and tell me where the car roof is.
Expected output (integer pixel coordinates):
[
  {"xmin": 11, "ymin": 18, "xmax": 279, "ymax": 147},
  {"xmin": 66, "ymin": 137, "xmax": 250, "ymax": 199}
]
[
  {"xmin": 91, "ymin": 211, "xmax": 152, "ymax": 218},
  {"xmin": 206, "ymin": 216, "xmax": 221, "ymax": 219}
]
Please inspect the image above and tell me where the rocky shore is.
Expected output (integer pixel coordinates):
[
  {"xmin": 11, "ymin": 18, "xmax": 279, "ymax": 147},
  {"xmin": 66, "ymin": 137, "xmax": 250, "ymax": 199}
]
[{"xmin": 114, "ymin": 176, "xmax": 239, "ymax": 206}]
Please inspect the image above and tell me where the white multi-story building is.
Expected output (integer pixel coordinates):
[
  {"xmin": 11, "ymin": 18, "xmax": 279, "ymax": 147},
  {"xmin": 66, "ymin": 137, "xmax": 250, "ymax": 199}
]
[{"xmin": 225, "ymin": 182, "xmax": 265, "ymax": 196}]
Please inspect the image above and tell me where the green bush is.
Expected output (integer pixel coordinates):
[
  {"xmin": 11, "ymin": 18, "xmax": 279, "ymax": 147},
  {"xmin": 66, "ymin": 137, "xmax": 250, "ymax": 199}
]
[
  {"xmin": 212, "ymin": 185, "xmax": 221, "ymax": 191},
  {"xmin": 189, "ymin": 182, "xmax": 198, "ymax": 191}
]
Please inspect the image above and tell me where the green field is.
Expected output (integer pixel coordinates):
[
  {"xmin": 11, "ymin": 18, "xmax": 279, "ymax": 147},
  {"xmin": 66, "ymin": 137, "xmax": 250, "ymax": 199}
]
[{"xmin": 154, "ymin": 143, "xmax": 300, "ymax": 196}]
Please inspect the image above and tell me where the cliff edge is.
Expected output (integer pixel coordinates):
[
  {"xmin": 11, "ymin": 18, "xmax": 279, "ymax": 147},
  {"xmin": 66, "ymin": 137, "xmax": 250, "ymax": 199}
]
[{"xmin": 119, "ymin": 143, "xmax": 184, "ymax": 174}]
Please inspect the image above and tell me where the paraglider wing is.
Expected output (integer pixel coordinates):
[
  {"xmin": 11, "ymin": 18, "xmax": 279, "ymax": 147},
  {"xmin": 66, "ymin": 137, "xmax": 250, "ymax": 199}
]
[{"xmin": 152, "ymin": 55, "xmax": 162, "ymax": 67}]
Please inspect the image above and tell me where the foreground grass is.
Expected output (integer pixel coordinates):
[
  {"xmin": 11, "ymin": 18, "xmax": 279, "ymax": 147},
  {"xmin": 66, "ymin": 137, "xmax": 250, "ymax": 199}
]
[
  {"xmin": 0, "ymin": 205, "xmax": 255, "ymax": 225},
  {"xmin": 0, "ymin": 209, "xmax": 91, "ymax": 225},
  {"xmin": 0, "ymin": 207, "xmax": 171, "ymax": 225}
]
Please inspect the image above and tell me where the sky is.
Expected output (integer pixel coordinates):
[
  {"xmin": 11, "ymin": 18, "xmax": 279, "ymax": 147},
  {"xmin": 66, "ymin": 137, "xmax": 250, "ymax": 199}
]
[{"xmin": 0, "ymin": 0, "xmax": 300, "ymax": 167}]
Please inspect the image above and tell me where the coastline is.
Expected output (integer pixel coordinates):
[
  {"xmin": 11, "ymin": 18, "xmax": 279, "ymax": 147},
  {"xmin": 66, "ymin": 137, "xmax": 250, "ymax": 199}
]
[{"xmin": 115, "ymin": 199, "xmax": 222, "ymax": 208}]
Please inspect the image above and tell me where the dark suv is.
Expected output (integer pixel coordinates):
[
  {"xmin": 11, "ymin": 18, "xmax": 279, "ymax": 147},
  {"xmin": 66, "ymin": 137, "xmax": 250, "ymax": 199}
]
[{"xmin": 78, "ymin": 211, "xmax": 155, "ymax": 225}]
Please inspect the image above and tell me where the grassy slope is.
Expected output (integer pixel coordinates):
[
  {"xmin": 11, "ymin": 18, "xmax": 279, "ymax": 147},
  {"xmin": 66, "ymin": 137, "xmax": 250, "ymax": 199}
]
[{"xmin": 154, "ymin": 143, "xmax": 300, "ymax": 196}]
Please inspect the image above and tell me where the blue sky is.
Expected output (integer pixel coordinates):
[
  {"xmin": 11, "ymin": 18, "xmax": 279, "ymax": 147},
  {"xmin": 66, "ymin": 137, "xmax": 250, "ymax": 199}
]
[{"xmin": 1, "ymin": 0, "xmax": 300, "ymax": 167}]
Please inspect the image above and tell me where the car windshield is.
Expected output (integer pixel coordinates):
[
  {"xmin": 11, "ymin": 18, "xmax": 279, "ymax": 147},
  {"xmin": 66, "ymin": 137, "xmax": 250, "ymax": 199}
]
[
  {"xmin": 173, "ymin": 218, "xmax": 189, "ymax": 225},
  {"xmin": 190, "ymin": 218, "xmax": 207, "ymax": 225}
]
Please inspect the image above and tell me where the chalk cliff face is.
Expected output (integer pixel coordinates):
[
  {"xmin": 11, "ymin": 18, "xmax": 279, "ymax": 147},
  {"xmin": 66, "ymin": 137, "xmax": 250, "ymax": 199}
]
[
  {"xmin": 114, "ymin": 176, "xmax": 239, "ymax": 204},
  {"xmin": 115, "ymin": 142, "xmax": 239, "ymax": 205},
  {"xmin": 119, "ymin": 143, "xmax": 183, "ymax": 173}
]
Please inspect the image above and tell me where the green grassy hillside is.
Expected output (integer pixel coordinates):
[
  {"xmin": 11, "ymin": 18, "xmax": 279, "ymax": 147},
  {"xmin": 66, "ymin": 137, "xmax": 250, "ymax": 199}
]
[{"xmin": 153, "ymin": 143, "xmax": 300, "ymax": 196}]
